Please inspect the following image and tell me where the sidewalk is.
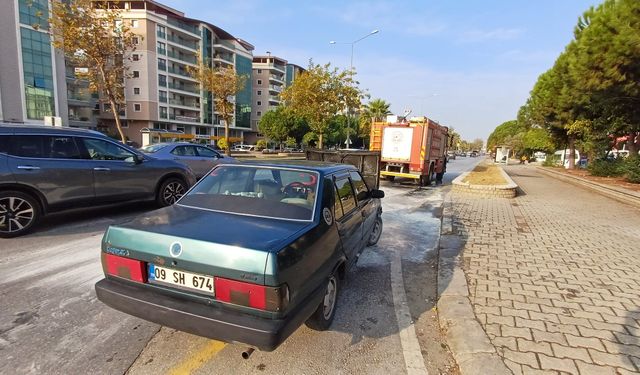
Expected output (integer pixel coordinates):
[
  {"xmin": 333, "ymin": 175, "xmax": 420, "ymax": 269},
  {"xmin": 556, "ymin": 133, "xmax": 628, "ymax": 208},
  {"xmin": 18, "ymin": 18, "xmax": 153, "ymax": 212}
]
[{"xmin": 449, "ymin": 165, "xmax": 640, "ymax": 374}]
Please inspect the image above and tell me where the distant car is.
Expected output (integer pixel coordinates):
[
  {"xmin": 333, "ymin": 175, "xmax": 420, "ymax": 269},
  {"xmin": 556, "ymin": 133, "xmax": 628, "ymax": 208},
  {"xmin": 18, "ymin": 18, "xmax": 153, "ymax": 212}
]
[
  {"xmin": 0, "ymin": 124, "xmax": 196, "ymax": 238},
  {"xmin": 139, "ymin": 143, "xmax": 235, "ymax": 179},
  {"xmin": 446, "ymin": 151, "xmax": 456, "ymax": 160},
  {"xmin": 470, "ymin": 151, "xmax": 478, "ymax": 157},
  {"xmin": 95, "ymin": 161, "xmax": 384, "ymax": 352}
]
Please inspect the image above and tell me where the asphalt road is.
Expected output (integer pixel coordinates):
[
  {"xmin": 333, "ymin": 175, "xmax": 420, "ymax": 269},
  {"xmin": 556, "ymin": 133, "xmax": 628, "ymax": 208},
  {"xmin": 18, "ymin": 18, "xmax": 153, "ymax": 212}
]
[{"xmin": 0, "ymin": 156, "xmax": 481, "ymax": 375}]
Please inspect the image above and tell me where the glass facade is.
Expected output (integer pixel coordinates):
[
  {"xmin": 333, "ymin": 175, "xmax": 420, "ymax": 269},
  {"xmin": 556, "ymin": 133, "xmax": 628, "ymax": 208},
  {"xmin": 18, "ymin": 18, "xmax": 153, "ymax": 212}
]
[
  {"xmin": 235, "ymin": 55, "xmax": 252, "ymax": 129},
  {"xmin": 286, "ymin": 65, "xmax": 294, "ymax": 87},
  {"xmin": 19, "ymin": 0, "xmax": 49, "ymax": 31},
  {"xmin": 202, "ymin": 28, "xmax": 213, "ymax": 124},
  {"xmin": 20, "ymin": 27, "xmax": 55, "ymax": 120}
]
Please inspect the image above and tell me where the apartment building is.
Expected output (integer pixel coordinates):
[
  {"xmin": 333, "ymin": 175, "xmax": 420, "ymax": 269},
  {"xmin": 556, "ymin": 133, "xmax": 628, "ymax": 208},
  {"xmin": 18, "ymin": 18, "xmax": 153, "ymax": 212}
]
[
  {"xmin": 247, "ymin": 56, "xmax": 305, "ymax": 143},
  {"xmin": 93, "ymin": 0, "xmax": 254, "ymax": 147},
  {"xmin": 0, "ymin": 0, "xmax": 93, "ymax": 127}
]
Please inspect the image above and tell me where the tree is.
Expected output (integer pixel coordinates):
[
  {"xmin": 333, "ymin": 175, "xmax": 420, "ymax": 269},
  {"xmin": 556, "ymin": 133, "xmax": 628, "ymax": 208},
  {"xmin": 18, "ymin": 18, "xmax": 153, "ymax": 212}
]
[
  {"xmin": 258, "ymin": 106, "xmax": 308, "ymax": 149},
  {"xmin": 486, "ymin": 120, "xmax": 526, "ymax": 151},
  {"xmin": 281, "ymin": 61, "xmax": 363, "ymax": 148},
  {"xmin": 523, "ymin": 128, "xmax": 555, "ymax": 153},
  {"xmin": 470, "ymin": 138, "xmax": 484, "ymax": 151},
  {"xmin": 49, "ymin": 0, "xmax": 138, "ymax": 143},
  {"xmin": 363, "ymin": 98, "xmax": 392, "ymax": 121},
  {"xmin": 188, "ymin": 61, "xmax": 247, "ymax": 156},
  {"xmin": 448, "ymin": 127, "xmax": 461, "ymax": 150}
]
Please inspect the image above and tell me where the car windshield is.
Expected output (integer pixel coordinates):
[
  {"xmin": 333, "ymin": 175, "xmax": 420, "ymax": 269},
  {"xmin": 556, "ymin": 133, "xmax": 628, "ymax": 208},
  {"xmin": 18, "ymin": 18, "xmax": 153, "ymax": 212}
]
[
  {"xmin": 139, "ymin": 144, "xmax": 168, "ymax": 153},
  {"xmin": 178, "ymin": 165, "xmax": 319, "ymax": 221}
]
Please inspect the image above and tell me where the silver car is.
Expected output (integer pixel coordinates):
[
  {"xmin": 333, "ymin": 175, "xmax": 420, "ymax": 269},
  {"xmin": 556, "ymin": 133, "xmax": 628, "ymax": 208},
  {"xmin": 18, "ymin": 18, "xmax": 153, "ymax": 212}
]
[
  {"xmin": 139, "ymin": 143, "xmax": 235, "ymax": 179},
  {"xmin": 0, "ymin": 124, "xmax": 196, "ymax": 238}
]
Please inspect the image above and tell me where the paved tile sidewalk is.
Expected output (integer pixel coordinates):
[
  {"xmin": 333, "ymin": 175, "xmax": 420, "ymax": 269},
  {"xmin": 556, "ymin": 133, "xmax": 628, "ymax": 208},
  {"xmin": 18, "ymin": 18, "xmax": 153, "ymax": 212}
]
[{"xmin": 450, "ymin": 165, "xmax": 640, "ymax": 375}]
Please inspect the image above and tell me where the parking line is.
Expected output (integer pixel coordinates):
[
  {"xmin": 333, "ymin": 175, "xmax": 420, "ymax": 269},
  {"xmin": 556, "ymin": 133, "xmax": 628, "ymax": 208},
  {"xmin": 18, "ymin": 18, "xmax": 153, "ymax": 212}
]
[
  {"xmin": 167, "ymin": 340, "xmax": 226, "ymax": 375},
  {"xmin": 390, "ymin": 252, "xmax": 429, "ymax": 375}
]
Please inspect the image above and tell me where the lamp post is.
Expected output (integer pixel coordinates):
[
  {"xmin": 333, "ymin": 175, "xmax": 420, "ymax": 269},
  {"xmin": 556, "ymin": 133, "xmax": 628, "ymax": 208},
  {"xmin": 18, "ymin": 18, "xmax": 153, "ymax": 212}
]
[{"xmin": 330, "ymin": 29, "xmax": 379, "ymax": 148}]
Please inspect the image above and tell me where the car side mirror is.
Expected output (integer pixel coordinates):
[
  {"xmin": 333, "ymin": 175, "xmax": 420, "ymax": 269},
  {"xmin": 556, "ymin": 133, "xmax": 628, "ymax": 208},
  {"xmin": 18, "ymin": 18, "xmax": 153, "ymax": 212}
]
[
  {"xmin": 132, "ymin": 154, "xmax": 144, "ymax": 164},
  {"xmin": 370, "ymin": 189, "xmax": 385, "ymax": 199}
]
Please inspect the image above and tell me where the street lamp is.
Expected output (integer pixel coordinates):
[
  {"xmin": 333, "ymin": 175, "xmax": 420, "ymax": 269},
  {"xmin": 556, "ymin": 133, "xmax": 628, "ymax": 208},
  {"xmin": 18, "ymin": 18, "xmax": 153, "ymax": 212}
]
[{"xmin": 330, "ymin": 29, "xmax": 379, "ymax": 148}]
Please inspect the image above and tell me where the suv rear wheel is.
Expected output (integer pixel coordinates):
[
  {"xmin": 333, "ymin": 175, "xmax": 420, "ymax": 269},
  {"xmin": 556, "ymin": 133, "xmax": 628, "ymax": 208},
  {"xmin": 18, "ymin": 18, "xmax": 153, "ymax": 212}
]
[
  {"xmin": 157, "ymin": 178, "xmax": 187, "ymax": 207},
  {"xmin": 0, "ymin": 191, "xmax": 41, "ymax": 238}
]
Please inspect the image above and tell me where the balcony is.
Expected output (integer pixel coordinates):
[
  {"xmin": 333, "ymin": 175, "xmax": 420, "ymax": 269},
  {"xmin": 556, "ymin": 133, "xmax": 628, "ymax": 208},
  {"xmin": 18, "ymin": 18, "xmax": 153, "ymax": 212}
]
[
  {"xmin": 166, "ymin": 34, "xmax": 198, "ymax": 50},
  {"xmin": 169, "ymin": 114, "xmax": 200, "ymax": 123},
  {"xmin": 167, "ymin": 50, "xmax": 197, "ymax": 65},
  {"xmin": 167, "ymin": 66, "xmax": 195, "ymax": 80},
  {"xmin": 167, "ymin": 82, "xmax": 200, "ymax": 94},
  {"xmin": 157, "ymin": 30, "xmax": 166, "ymax": 39},
  {"xmin": 158, "ymin": 62, "xmax": 167, "ymax": 71},
  {"xmin": 159, "ymin": 96, "xmax": 167, "ymax": 103},
  {"xmin": 268, "ymin": 85, "xmax": 282, "ymax": 93},
  {"xmin": 213, "ymin": 39, "xmax": 235, "ymax": 51},
  {"xmin": 269, "ymin": 95, "xmax": 281, "ymax": 102},
  {"xmin": 157, "ymin": 47, "xmax": 166, "ymax": 55},
  {"xmin": 213, "ymin": 53, "xmax": 233, "ymax": 64},
  {"xmin": 269, "ymin": 74, "xmax": 284, "ymax": 83},
  {"xmin": 167, "ymin": 18, "xmax": 199, "ymax": 36},
  {"xmin": 169, "ymin": 99, "xmax": 200, "ymax": 109}
]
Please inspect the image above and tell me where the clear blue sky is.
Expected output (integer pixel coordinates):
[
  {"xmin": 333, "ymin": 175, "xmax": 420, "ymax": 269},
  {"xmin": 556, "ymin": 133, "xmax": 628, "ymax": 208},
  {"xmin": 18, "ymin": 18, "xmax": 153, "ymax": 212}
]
[{"xmin": 163, "ymin": 0, "xmax": 599, "ymax": 142}]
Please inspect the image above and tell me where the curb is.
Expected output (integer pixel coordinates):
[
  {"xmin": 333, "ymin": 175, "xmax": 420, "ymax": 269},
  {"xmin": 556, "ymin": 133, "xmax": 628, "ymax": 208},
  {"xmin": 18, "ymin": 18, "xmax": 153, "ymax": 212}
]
[
  {"xmin": 451, "ymin": 167, "xmax": 518, "ymax": 198},
  {"xmin": 536, "ymin": 167, "xmax": 640, "ymax": 209},
  {"xmin": 437, "ymin": 193, "xmax": 511, "ymax": 375}
]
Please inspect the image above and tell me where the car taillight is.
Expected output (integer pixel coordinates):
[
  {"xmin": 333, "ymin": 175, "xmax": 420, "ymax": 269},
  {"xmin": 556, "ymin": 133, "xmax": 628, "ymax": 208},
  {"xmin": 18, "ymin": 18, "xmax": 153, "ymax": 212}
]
[
  {"xmin": 102, "ymin": 253, "xmax": 146, "ymax": 283},
  {"xmin": 214, "ymin": 277, "xmax": 288, "ymax": 312}
]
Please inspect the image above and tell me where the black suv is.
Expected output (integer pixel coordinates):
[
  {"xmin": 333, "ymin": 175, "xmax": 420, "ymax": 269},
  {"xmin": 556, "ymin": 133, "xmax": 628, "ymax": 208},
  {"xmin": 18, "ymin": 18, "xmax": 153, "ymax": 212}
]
[{"xmin": 0, "ymin": 124, "xmax": 196, "ymax": 238}]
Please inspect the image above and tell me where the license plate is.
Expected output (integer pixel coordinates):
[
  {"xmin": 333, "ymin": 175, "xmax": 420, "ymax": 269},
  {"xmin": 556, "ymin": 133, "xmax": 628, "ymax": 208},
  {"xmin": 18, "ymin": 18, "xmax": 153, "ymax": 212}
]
[{"xmin": 148, "ymin": 264, "xmax": 214, "ymax": 295}]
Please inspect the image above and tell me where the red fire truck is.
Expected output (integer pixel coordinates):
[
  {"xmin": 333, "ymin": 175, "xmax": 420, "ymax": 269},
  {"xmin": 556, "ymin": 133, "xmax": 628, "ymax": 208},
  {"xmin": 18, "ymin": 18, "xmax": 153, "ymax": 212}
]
[{"xmin": 370, "ymin": 116, "xmax": 449, "ymax": 186}]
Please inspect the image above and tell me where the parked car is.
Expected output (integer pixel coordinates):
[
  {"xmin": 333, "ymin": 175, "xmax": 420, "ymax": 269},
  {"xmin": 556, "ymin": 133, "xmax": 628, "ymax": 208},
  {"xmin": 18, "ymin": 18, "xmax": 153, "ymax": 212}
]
[
  {"xmin": 0, "ymin": 124, "xmax": 196, "ymax": 238},
  {"xmin": 95, "ymin": 161, "xmax": 384, "ymax": 351},
  {"xmin": 139, "ymin": 142, "xmax": 235, "ymax": 179}
]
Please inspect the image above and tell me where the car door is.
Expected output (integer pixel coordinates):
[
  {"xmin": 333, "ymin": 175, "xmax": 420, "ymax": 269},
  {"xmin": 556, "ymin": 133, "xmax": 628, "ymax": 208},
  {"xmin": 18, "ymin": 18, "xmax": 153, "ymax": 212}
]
[
  {"xmin": 195, "ymin": 146, "xmax": 224, "ymax": 177},
  {"xmin": 333, "ymin": 175, "xmax": 363, "ymax": 263},
  {"xmin": 170, "ymin": 145, "xmax": 203, "ymax": 177},
  {"xmin": 6, "ymin": 135, "xmax": 95, "ymax": 207},
  {"xmin": 350, "ymin": 171, "xmax": 377, "ymax": 241},
  {"xmin": 78, "ymin": 137, "xmax": 149, "ymax": 202}
]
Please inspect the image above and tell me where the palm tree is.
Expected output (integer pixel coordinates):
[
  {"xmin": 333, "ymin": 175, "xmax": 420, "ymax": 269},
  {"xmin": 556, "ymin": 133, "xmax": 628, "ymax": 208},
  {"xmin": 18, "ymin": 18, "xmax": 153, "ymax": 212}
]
[{"xmin": 363, "ymin": 98, "xmax": 392, "ymax": 122}]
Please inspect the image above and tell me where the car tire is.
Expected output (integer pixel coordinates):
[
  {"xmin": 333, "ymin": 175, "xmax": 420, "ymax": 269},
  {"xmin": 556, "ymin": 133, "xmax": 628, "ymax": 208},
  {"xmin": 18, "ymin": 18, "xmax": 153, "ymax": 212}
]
[
  {"xmin": 156, "ymin": 178, "xmax": 187, "ymax": 207},
  {"xmin": 367, "ymin": 216, "xmax": 383, "ymax": 247},
  {"xmin": 305, "ymin": 273, "xmax": 340, "ymax": 331},
  {"xmin": 0, "ymin": 191, "xmax": 41, "ymax": 238}
]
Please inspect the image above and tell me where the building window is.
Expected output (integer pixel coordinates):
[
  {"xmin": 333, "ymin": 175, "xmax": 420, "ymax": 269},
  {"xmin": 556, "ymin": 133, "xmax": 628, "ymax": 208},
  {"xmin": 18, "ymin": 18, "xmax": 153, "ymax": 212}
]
[
  {"xmin": 131, "ymin": 19, "xmax": 139, "ymax": 28},
  {"xmin": 159, "ymin": 90, "xmax": 167, "ymax": 103},
  {"xmin": 133, "ymin": 87, "xmax": 140, "ymax": 95},
  {"xmin": 132, "ymin": 71, "xmax": 140, "ymax": 78},
  {"xmin": 134, "ymin": 103, "xmax": 141, "ymax": 112},
  {"xmin": 103, "ymin": 103, "xmax": 111, "ymax": 111},
  {"xmin": 158, "ymin": 74, "xmax": 167, "ymax": 87},
  {"xmin": 257, "ymin": 90, "xmax": 262, "ymax": 96},
  {"xmin": 157, "ymin": 41, "xmax": 166, "ymax": 55},
  {"xmin": 257, "ymin": 101, "xmax": 261, "ymax": 106},
  {"xmin": 257, "ymin": 69, "xmax": 262, "ymax": 74},
  {"xmin": 257, "ymin": 79, "xmax": 262, "ymax": 85},
  {"xmin": 121, "ymin": 121, "xmax": 129, "ymax": 128},
  {"xmin": 159, "ymin": 106, "xmax": 167, "ymax": 119},
  {"xmin": 19, "ymin": 0, "xmax": 49, "ymax": 30},
  {"xmin": 132, "ymin": 54, "xmax": 139, "ymax": 61},
  {"xmin": 132, "ymin": 36, "xmax": 140, "ymax": 45},
  {"xmin": 257, "ymin": 111, "xmax": 262, "ymax": 117},
  {"xmin": 20, "ymin": 27, "xmax": 55, "ymax": 120}
]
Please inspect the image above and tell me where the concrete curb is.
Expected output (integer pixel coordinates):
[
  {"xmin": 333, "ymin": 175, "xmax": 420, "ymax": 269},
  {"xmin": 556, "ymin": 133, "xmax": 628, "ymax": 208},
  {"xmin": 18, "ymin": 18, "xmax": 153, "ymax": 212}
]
[
  {"xmin": 536, "ymin": 167, "xmax": 640, "ymax": 209},
  {"xmin": 451, "ymin": 167, "xmax": 518, "ymax": 198},
  {"xmin": 437, "ymin": 193, "xmax": 511, "ymax": 375}
]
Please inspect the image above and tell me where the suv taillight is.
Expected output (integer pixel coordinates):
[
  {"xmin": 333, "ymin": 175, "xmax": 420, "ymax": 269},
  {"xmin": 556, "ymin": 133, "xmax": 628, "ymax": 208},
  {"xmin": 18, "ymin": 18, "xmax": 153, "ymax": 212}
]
[
  {"xmin": 102, "ymin": 253, "xmax": 146, "ymax": 283},
  {"xmin": 214, "ymin": 277, "xmax": 289, "ymax": 312}
]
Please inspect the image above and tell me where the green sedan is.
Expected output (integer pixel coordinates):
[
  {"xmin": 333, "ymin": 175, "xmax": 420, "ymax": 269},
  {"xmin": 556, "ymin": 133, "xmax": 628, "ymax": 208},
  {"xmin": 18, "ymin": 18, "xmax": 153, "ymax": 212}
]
[{"xmin": 95, "ymin": 161, "xmax": 384, "ymax": 351}]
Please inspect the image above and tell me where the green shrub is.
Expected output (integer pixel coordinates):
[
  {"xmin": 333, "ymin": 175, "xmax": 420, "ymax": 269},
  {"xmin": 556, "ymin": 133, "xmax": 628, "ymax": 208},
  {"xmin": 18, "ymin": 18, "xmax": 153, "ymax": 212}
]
[
  {"xmin": 588, "ymin": 158, "xmax": 625, "ymax": 177},
  {"xmin": 542, "ymin": 157, "xmax": 556, "ymax": 167},
  {"xmin": 256, "ymin": 139, "xmax": 267, "ymax": 151},
  {"xmin": 625, "ymin": 156, "xmax": 640, "ymax": 183}
]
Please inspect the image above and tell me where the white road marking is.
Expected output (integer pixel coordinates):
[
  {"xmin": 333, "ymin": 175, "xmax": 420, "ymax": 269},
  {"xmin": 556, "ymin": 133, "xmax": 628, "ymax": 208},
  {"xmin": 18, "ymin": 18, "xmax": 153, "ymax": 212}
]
[{"xmin": 390, "ymin": 251, "xmax": 429, "ymax": 375}]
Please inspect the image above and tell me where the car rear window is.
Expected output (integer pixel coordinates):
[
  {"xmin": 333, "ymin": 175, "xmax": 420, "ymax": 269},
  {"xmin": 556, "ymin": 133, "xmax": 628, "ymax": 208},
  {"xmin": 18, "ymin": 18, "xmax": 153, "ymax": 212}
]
[
  {"xmin": 179, "ymin": 166, "xmax": 319, "ymax": 221},
  {"xmin": 139, "ymin": 144, "xmax": 168, "ymax": 153}
]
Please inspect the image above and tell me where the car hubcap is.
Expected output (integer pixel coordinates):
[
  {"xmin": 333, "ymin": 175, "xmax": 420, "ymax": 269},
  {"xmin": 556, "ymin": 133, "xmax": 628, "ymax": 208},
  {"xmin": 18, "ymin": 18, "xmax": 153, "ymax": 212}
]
[
  {"xmin": 163, "ymin": 182, "xmax": 185, "ymax": 204},
  {"xmin": 370, "ymin": 219, "xmax": 382, "ymax": 243},
  {"xmin": 322, "ymin": 276, "xmax": 337, "ymax": 320},
  {"xmin": 0, "ymin": 197, "xmax": 34, "ymax": 233}
]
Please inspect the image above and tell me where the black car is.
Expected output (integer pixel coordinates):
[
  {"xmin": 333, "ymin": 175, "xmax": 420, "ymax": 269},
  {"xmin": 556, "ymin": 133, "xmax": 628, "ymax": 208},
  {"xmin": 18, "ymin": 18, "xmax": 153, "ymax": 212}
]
[{"xmin": 0, "ymin": 124, "xmax": 196, "ymax": 238}]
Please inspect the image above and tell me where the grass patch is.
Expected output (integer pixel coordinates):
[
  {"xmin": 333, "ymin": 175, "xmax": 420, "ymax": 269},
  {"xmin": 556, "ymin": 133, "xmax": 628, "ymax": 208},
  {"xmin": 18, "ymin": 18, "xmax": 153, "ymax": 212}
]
[{"xmin": 462, "ymin": 163, "xmax": 508, "ymax": 185}]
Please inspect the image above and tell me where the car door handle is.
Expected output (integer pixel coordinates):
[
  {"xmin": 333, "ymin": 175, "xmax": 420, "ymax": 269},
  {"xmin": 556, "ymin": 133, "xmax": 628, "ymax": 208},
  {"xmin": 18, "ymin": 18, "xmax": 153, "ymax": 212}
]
[
  {"xmin": 93, "ymin": 167, "xmax": 111, "ymax": 171},
  {"xmin": 16, "ymin": 165, "xmax": 40, "ymax": 170}
]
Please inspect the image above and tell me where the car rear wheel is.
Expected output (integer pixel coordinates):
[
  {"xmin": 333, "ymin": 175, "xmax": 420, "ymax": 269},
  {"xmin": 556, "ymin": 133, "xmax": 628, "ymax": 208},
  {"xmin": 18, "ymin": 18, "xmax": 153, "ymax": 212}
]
[
  {"xmin": 367, "ymin": 216, "xmax": 383, "ymax": 246},
  {"xmin": 306, "ymin": 273, "xmax": 340, "ymax": 331},
  {"xmin": 157, "ymin": 178, "xmax": 187, "ymax": 207},
  {"xmin": 0, "ymin": 191, "xmax": 41, "ymax": 238}
]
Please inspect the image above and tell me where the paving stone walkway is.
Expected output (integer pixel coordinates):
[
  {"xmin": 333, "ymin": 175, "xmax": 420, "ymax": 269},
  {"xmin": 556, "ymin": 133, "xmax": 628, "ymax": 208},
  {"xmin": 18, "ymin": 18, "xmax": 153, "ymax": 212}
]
[{"xmin": 450, "ymin": 165, "xmax": 640, "ymax": 375}]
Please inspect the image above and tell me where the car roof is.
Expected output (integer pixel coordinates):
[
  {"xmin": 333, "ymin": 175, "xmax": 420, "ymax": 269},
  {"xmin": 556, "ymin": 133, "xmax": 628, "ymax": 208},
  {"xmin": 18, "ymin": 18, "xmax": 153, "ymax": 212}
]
[
  {"xmin": 235, "ymin": 159, "xmax": 357, "ymax": 174},
  {"xmin": 0, "ymin": 123, "xmax": 105, "ymax": 137}
]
